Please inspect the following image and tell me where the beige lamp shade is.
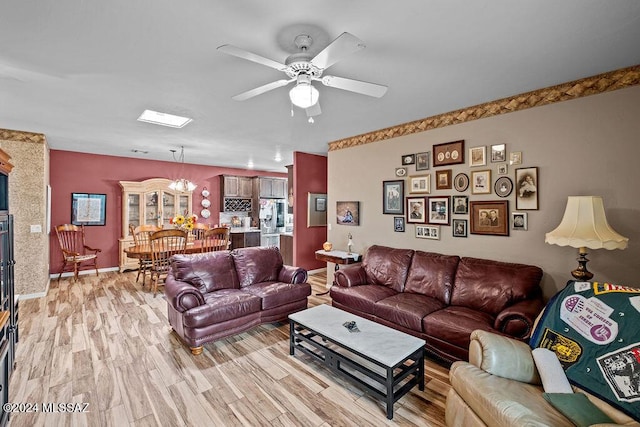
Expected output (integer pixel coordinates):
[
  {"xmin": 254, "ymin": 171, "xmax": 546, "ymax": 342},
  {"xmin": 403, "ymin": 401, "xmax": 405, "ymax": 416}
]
[{"xmin": 545, "ymin": 196, "xmax": 628, "ymax": 250}]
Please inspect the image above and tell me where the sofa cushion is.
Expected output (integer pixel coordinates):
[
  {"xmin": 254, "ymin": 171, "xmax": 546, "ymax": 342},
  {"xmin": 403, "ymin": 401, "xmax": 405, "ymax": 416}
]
[
  {"xmin": 451, "ymin": 257, "xmax": 543, "ymax": 316},
  {"xmin": 362, "ymin": 245, "xmax": 414, "ymax": 292},
  {"xmin": 424, "ymin": 306, "xmax": 495, "ymax": 351},
  {"xmin": 242, "ymin": 281, "xmax": 312, "ymax": 310},
  {"xmin": 182, "ymin": 289, "xmax": 261, "ymax": 328},
  {"xmin": 330, "ymin": 284, "xmax": 397, "ymax": 315},
  {"xmin": 171, "ymin": 252, "xmax": 239, "ymax": 293},
  {"xmin": 232, "ymin": 246, "xmax": 284, "ymax": 288},
  {"xmin": 374, "ymin": 293, "xmax": 445, "ymax": 332},
  {"xmin": 404, "ymin": 251, "xmax": 460, "ymax": 304}
]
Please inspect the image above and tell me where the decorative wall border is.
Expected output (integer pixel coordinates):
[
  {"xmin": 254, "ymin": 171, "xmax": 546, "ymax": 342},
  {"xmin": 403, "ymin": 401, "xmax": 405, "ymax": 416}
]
[
  {"xmin": 0, "ymin": 129, "xmax": 46, "ymax": 144},
  {"xmin": 328, "ymin": 65, "xmax": 640, "ymax": 151}
]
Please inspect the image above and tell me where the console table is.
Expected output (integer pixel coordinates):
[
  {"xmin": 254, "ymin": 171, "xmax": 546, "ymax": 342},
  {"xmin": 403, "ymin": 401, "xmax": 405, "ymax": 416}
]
[{"xmin": 315, "ymin": 250, "xmax": 361, "ymax": 295}]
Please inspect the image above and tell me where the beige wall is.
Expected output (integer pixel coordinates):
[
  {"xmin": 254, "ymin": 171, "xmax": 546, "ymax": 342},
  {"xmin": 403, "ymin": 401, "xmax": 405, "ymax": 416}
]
[
  {"xmin": 0, "ymin": 133, "xmax": 50, "ymax": 296},
  {"xmin": 327, "ymin": 85, "xmax": 640, "ymax": 299}
]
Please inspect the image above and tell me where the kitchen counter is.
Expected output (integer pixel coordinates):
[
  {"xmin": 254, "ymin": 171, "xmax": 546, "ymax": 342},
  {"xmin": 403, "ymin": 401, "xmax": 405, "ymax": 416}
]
[{"xmin": 229, "ymin": 227, "xmax": 260, "ymax": 234}]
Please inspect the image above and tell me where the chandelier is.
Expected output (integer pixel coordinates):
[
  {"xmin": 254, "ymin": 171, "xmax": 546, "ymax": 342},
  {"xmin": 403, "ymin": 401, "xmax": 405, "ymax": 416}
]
[{"xmin": 168, "ymin": 146, "xmax": 197, "ymax": 192}]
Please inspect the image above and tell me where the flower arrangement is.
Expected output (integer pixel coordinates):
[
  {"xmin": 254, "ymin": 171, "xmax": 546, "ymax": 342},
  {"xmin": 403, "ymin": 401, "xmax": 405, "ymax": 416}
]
[{"xmin": 169, "ymin": 213, "xmax": 198, "ymax": 231}]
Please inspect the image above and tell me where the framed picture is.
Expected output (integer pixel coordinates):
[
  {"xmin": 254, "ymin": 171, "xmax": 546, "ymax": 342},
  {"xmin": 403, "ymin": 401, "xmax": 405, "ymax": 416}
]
[
  {"xmin": 433, "ymin": 140, "xmax": 464, "ymax": 166},
  {"xmin": 470, "ymin": 201, "xmax": 509, "ymax": 236},
  {"xmin": 394, "ymin": 216, "xmax": 405, "ymax": 232},
  {"xmin": 336, "ymin": 201, "xmax": 359, "ymax": 225},
  {"xmin": 416, "ymin": 225, "xmax": 440, "ymax": 240},
  {"xmin": 427, "ymin": 196, "xmax": 450, "ymax": 225},
  {"xmin": 510, "ymin": 151, "xmax": 523, "ymax": 165},
  {"xmin": 452, "ymin": 219, "xmax": 467, "ymax": 237},
  {"xmin": 407, "ymin": 197, "xmax": 426, "ymax": 223},
  {"xmin": 415, "ymin": 152, "xmax": 430, "ymax": 171},
  {"xmin": 491, "ymin": 144, "xmax": 506, "ymax": 162},
  {"xmin": 454, "ymin": 173, "xmax": 469, "ymax": 192},
  {"xmin": 435, "ymin": 169, "xmax": 452, "ymax": 190},
  {"xmin": 497, "ymin": 163, "xmax": 508, "ymax": 175},
  {"xmin": 383, "ymin": 180, "xmax": 405, "ymax": 215},
  {"xmin": 308, "ymin": 193, "xmax": 328, "ymax": 227},
  {"xmin": 71, "ymin": 193, "xmax": 107, "ymax": 226},
  {"xmin": 401, "ymin": 154, "xmax": 415, "ymax": 165},
  {"xmin": 512, "ymin": 212, "xmax": 528, "ymax": 231},
  {"xmin": 452, "ymin": 195, "xmax": 469, "ymax": 214},
  {"xmin": 494, "ymin": 176, "xmax": 513, "ymax": 198},
  {"xmin": 469, "ymin": 146, "xmax": 486, "ymax": 167},
  {"xmin": 409, "ymin": 174, "xmax": 431, "ymax": 194},
  {"xmin": 515, "ymin": 167, "xmax": 538, "ymax": 210},
  {"xmin": 471, "ymin": 170, "xmax": 492, "ymax": 194},
  {"xmin": 395, "ymin": 167, "xmax": 408, "ymax": 177}
]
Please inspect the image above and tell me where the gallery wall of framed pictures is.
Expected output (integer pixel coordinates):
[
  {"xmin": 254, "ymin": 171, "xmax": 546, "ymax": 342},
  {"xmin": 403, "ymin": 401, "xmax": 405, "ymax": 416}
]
[{"xmin": 384, "ymin": 138, "xmax": 538, "ymax": 238}]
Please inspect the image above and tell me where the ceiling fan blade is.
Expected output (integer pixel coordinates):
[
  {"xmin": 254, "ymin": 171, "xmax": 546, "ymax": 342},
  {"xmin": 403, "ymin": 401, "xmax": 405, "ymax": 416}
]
[
  {"xmin": 321, "ymin": 75, "xmax": 388, "ymax": 98},
  {"xmin": 311, "ymin": 32, "xmax": 366, "ymax": 70},
  {"xmin": 306, "ymin": 101, "xmax": 322, "ymax": 117},
  {"xmin": 217, "ymin": 44, "xmax": 287, "ymax": 72},
  {"xmin": 232, "ymin": 79, "xmax": 293, "ymax": 101}
]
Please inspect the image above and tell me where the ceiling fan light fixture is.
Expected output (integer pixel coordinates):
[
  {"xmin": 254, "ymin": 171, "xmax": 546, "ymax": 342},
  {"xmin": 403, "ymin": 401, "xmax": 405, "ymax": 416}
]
[{"xmin": 289, "ymin": 75, "xmax": 319, "ymax": 109}]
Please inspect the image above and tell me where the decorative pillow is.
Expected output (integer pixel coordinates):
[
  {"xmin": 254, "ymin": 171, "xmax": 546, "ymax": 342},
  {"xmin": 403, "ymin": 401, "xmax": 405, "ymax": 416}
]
[{"xmin": 543, "ymin": 393, "xmax": 614, "ymax": 427}]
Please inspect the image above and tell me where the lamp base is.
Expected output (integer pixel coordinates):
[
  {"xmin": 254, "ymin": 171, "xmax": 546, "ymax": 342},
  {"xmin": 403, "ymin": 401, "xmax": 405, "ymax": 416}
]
[{"xmin": 571, "ymin": 251, "xmax": 594, "ymax": 281}]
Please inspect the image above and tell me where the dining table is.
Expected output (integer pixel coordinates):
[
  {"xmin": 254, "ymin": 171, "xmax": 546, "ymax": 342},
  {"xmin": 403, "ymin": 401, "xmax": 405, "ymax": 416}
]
[{"xmin": 123, "ymin": 239, "xmax": 228, "ymax": 261}]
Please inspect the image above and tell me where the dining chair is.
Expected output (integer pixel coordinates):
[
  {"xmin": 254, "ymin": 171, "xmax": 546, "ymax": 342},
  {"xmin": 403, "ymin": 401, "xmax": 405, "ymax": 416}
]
[
  {"xmin": 130, "ymin": 224, "xmax": 161, "ymax": 286},
  {"xmin": 54, "ymin": 224, "xmax": 101, "ymax": 281},
  {"xmin": 200, "ymin": 227, "xmax": 231, "ymax": 253},
  {"xmin": 149, "ymin": 229, "xmax": 187, "ymax": 296},
  {"xmin": 191, "ymin": 222, "xmax": 210, "ymax": 240}
]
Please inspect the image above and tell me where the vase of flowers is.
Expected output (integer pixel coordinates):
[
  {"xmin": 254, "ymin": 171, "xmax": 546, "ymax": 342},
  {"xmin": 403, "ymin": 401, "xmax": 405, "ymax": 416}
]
[{"xmin": 169, "ymin": 213, "xmax": 198, "ymax": 231}]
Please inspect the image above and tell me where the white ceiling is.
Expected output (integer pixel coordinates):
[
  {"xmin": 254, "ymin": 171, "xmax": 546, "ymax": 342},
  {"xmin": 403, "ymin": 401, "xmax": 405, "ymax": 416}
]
[{"xmin": 2, "ymin": 1, "xmax": 639, "ymax": 172}]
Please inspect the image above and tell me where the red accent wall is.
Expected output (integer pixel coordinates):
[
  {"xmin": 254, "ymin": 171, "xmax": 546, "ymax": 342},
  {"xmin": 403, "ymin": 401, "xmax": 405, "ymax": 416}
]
[
  {"xmin": 292, "ymin": 151, "xmax": 327, "ymax": 270},
  {"xmin": 49, "ymin": 150, "xmax": 285, "ymax": 273}
]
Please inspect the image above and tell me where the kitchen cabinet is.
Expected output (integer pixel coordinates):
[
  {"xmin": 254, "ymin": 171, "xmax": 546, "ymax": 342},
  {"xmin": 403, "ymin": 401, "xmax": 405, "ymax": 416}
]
[
  {"xmin": 259, "ymin": 177, "xmax": 287, "ymax": 198},
  {"xmin": 230, "ymin": 230, "xmax": 261, "ymax": 250},
  {"xmin": 118, "ymin": 178, "xmax": 193, "ymax": 271},
  {"xmin": 222, "ymin": 175, "xmax": 253, "ymax": 198},
  {"xmin": 280, "ymin": 233, "xmax": 293, "ymax": 265}
]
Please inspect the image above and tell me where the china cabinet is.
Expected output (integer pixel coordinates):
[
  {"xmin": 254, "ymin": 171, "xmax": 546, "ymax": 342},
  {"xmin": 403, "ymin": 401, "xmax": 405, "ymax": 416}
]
[{"xmin": 118, "ymin": 178, "xmax": 193, "ymax": 271}]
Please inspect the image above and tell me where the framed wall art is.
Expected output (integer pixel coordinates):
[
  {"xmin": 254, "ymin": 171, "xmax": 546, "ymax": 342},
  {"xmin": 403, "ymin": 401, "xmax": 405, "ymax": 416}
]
[
  {"xmin": 471, "ymin": 170, "xmax": 492, "ymax": 194},
  {"xmin": 452, "ymin": 195, "xmax": 468, "ymax": 214},
  {"xmin": 427, "ymin": 196, "xmax": 450, "ymax": 225},
  {"xmin": 510, "ymin": 151, "xmax": 522, "ymax": 165},
  {"xmin": 382, "ymin": 180, "xmax": 405, "ymax": 215},
  {"xmin": 308, "ymin": 193, "xmax": 328, "ymax": 227},
  {"xmin": 452, "ymin": 219, "xmax": 467, "ymax": 237},
  {"xmin": 435, "ymin": 169, "xmax": 452, "ymax": 190},
  {"xmin": 491, "ymin": 144, "xmax": 506, "ymax": 162},
  {"xmin": 407, "ymin": 197, "xmax": 426, "ymax": 223},
  {"xmin": 469, "ymin": 146, "xmax": 486, "ymax": 167},
  {"xmin": 401, "ymin": 154, "xmax": 416, "ymax": 165},
  {"xmin": 512, "ymin": 212, "xmax": 528, "ymax": 231},
  {"xmin": 415, "ymin": 152, "xmax": 430, "ymax": 171},
  {"xmin": 494, "ymin": 176, "xmax": 513, "ymax": 198},
  {"xmin": 409, "ymin": 174, "xmax": 431, "ymax": 194},
  {"xmin": 497, "ymin": 163, "xmax": 508, "ymax": 175},
  {"xmin": 469, "ymin": 200, "xmax": 509, "ymax": 236},
  {"xmin": 71, "ymin": 193, "xmax": 107, "ymax": 226},
  {"xmin": 515, "ymin": 167, "xmax": 538, "ymax": 210},
  {"xmin": 395, "ymin": 167, "xmax": 408, "ymax": 177},
  {"xmin": 416, "ymin": 225, "xmax": 440, "ymax": 240},
  {"xmin": 454, "ymin": 173, "xmax": 469, "ymax": 192},
  {"xmin": 336, "ymin": 200, "xmax": 359, "ymax": 226},
  {"xmin": 433, "ymin": 140, "xmax": 464, "ymax": 166},
  {"xmin": 394, "ymin": 216, "xmax": 405, "ymax": 232}
]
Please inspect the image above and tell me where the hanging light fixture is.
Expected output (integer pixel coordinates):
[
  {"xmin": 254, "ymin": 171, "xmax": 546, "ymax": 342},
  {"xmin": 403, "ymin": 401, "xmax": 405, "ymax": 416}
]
[
  {"xmin": 168, "ymin": 146, "xmax": 197, "ymax": 192},
  {"xmin": 289, "ymin": 74, "xmax": 319, "ymax": 109}
]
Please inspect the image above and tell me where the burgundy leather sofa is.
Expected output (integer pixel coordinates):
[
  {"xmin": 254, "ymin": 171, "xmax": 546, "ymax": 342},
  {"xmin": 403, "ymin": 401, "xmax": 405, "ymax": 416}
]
[
  {"xmin": 165, "ymin": 246, "xmax": 311, "ymax": 355},
  {"xmin": 330, "ymin": 245, "xmax": 544, "ymax": 363}
]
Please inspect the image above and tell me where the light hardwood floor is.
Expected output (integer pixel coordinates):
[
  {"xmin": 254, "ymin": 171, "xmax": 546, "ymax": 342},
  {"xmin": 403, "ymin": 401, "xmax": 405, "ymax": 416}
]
[{"xmin": 9, "ymin": 271, "xmax": 451, "ymax": 426}]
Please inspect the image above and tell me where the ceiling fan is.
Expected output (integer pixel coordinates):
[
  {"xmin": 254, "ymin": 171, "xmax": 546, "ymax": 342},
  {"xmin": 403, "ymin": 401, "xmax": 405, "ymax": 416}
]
[{"xmin": 217, "ymin": 32, "xmax": 388, "ymax": 118}]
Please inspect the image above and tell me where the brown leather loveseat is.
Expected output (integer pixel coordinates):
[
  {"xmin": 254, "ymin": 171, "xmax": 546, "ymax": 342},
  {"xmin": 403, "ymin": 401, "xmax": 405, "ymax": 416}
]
[
  {"xmin": 165, "ymin": 246, "xmax": 311, "ymax": 355},
  {"xmin": 330, "ymin": 245, "xmax": 544, "ymax": 363}
]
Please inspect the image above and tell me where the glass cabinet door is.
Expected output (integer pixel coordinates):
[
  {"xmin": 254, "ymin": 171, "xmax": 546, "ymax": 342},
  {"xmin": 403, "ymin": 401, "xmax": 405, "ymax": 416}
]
[
  {"xmin": 127, "ymin": 193, "xmax": 141, "ymax": 233},
  {"xmin": 145, "ymin": 191, "xmax": 160, "ymax": 225},
  {"xmin": 178, "ymin": 194, "xmax": 190, "ymax": 217},
  {"xmin": 161, "ymin": 191, "xmax": 175, "ymax": 227}
]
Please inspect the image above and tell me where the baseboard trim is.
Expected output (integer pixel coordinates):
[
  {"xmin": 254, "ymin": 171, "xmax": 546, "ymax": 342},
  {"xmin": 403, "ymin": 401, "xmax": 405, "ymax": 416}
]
[
  {"xmin": 48, "ymin": 266, "xmax": 120, "ymax": 280},
  {"xmin": 308, "ymin": 267, "xmax": 327, "ymax": 275}
]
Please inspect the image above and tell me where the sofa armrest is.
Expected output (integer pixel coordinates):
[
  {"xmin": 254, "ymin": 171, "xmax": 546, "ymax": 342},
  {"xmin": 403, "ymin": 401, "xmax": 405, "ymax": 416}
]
[
  {"xmin": 334, "ymin": 265, "xmax": 367, "ymax": 287},
  {"xmin": 469, "ymin": 329, "xmax": 541, "ymax": 385},
  {"xmin": 278, "ymin": 265, "xmax": 308, "ymax": 284},
  {"xmin": 494, "ymin": 298, "xmax": 545, "ymax": 339},
  {"xmin": 165, "ymin": 275, "xmax": 206, "ymax": 313}
]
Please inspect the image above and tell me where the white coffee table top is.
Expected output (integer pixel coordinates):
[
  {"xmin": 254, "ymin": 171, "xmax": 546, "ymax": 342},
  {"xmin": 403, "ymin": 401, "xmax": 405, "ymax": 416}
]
[{"xmin": 289, "ymin": 304, "xmax": 425, "ymax": 367}]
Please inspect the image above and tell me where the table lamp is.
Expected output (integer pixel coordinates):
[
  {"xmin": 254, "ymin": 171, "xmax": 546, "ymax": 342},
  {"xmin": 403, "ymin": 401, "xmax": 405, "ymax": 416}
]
[{"xmin": 545, "ymin": 196, "xmax": 628, "ymax": 280}]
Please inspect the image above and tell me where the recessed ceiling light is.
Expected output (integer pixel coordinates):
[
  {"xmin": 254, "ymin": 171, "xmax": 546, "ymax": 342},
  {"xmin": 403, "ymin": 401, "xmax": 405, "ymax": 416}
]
[{"xmin": 137, "ymin": 109, "xmax": 192, "ymax": 128}]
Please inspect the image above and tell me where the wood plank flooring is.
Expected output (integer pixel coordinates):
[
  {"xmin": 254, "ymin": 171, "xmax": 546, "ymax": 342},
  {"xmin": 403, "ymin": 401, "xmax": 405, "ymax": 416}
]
[{"xmin": 9, "ymin": 271, "xmax": 451, "ymax": 426}]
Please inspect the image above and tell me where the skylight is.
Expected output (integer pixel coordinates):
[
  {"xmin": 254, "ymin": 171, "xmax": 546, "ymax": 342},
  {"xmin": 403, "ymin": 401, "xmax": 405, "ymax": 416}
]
[{"xmin": 137, "ymin": 110, "xmax": 192, "ymax": 128}]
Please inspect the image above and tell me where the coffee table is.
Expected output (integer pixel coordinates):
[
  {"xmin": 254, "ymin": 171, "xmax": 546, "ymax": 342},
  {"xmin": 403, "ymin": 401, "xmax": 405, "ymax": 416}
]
[{"xmin": 289, "ymin": 304, "xmax": 425, "ymax": 419}]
